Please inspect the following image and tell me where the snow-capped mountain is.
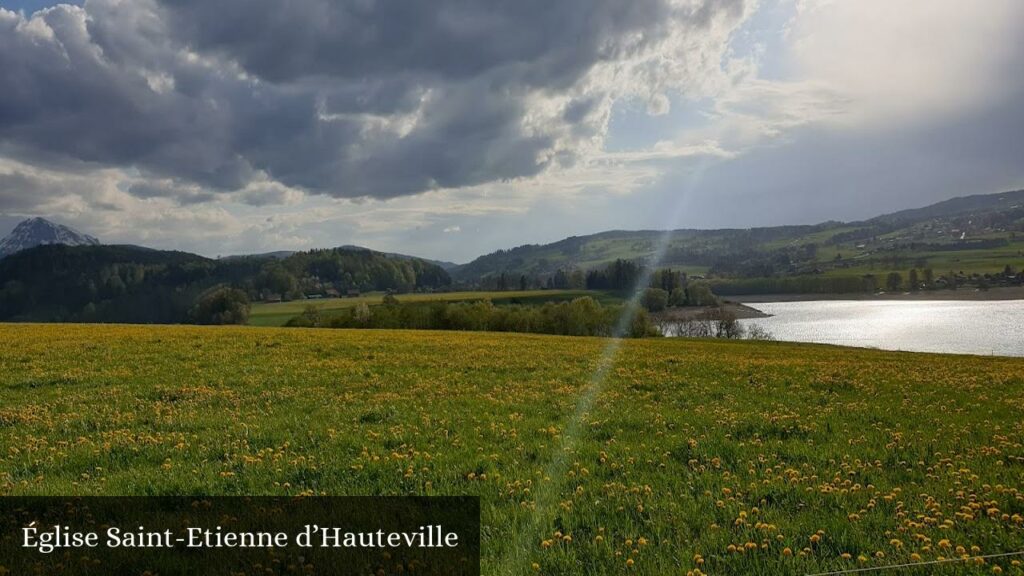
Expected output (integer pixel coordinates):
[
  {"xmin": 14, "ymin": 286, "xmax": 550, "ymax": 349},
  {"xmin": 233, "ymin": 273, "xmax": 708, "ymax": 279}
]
[{"xmin": 0, "ymin": 217, "xmax": 100, "ymax": 258}]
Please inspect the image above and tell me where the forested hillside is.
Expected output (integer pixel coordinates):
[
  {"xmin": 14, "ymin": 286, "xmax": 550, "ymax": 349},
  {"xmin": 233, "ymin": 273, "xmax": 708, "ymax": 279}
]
[
  {"xmin": 2, "ymin": 189, "xmax": 1022, "ymax": 323},
  {"xmin": 453, "ymin": 189, "xmax": 1024, "ymax": 294},
  {"xmin": 0, "ymin": 245, "xmax": 450, "ymax": 323}
]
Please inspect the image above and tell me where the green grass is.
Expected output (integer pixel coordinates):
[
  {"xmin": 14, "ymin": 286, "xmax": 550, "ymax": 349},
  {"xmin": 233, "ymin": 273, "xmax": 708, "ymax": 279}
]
[
  {"xmin": 823, "ymin": 241, "xmax": 1024, "ymax": 275},
  {"xmin": 457, "ymin": 225, "xmax": 1022, "ymax": 294},
  {"xmin": 759, "ymin": 226, "xmax": 862, "ymax": 252},
  {"xmin": 1, "ymin": 324, "xmax": 1023, "ymax": 574},
  {"xmin": 249, "ymin": 290, "xmax": 603, "ymax": 326}
]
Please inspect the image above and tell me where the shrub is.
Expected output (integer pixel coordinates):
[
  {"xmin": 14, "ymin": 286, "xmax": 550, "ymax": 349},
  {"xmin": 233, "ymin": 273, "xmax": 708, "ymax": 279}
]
[
  {"xmin": 745, "ymin": 324, "xmax": 775, "ymax": 341},
  {"xmin": 642, "ymin": 288, "xmax": 669, "ymax": 312},
  {"xmin": 189, "ymin": 286, "xmax": 250, "ymax": 325},
  {"xmin": 300, "ymin": 297, "xmax": 657, "ymax": 338}
]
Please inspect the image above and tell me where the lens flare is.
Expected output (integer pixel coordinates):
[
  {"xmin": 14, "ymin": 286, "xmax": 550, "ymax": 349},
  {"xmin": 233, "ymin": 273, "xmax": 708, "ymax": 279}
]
[{"xmin": 500, "ymin": 160, "xmax": 711, "ymax": 574}]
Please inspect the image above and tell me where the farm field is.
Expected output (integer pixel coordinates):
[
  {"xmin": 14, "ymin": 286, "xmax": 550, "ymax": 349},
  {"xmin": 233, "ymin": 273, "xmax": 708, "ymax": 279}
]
[
  {"xmin": 1, "ymin": 325, "xmax": 1023, "ymax": 575},
  {"xmin": 249, "ymin": 290, "xmax": 605, "ymax": 327},
  {"xmin": 819, "ymin": 242, "xmax": 1024, "ymax": 278}
]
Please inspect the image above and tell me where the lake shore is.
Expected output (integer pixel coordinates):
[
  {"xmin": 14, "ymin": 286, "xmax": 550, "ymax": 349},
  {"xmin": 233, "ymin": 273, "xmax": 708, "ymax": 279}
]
[
  {"xmin": 730, "ymin": 285, "xmax": 1024, "ymax": 303},
  {"xmin": 653, "ymin": 301, "xmax": 770, "ymax": 321}
]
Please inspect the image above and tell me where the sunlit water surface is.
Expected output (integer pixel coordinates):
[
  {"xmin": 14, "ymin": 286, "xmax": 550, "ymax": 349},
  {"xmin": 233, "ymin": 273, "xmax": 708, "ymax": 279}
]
[{"xmin": 738, "ymin": 300, "xmax": 1024, "ymax": 357}]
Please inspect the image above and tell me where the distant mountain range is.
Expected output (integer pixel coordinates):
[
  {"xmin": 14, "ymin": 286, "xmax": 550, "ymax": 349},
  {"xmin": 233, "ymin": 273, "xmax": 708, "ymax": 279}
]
[
  {"xmin": 3, "ymin": 189, "xmax": 1022, "ymax": 285},
  {"xmin": 179, "ymin": 188, "xmax": 1024, "ymax": 280},
  {"xmin": 0, "ymin": 217, "xmax": 99, "ymax": 258},
  {"xmin": 870, "ymin": 190, "xmax": 1024, "ymax": 224},
  {"xmin": 0, "ymin": 219, "xmax": 458, "ymax": 273},
  {"xmin": 450, "ymin": 189, "xmax": 1024, "ymax": 281}
]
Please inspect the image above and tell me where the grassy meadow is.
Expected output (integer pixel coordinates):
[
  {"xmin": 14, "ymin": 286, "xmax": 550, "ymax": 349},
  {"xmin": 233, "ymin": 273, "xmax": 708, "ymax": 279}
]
[
  {"xmin": 249, "ymin": 290, "xmax": 604, "ymax": 327},
  {"xmin": 1, "ymin": 324, "xmax": 1023, "ymax": 575}
]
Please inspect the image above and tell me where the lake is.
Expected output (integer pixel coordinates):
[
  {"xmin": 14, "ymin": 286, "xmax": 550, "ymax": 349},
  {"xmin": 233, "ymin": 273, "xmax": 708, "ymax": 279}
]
[{"xmin": 739, "ymin": 299, "xmax": 1024, "ymax": 357}]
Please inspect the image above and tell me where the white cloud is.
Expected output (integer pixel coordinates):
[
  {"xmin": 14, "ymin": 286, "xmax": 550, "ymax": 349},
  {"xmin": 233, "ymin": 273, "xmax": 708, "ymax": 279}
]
[
  {"xmin": 617, "ymin": 0, "xmax": 1024, "ymax": 173},
  {"xmin": 0, "ymin": 0, "xmax": 757, "ymax": 202},
  {"xmin": 787, "ymin": 0, "xmax": 1024, "ymax": 125},
  {"xmin": 3, "ymin": 0, "xmax": 1023, "ymax": 263}
]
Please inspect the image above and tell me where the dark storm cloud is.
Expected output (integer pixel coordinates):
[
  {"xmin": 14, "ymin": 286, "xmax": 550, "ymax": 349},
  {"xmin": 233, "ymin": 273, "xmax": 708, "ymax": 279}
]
[
  {"xmin": 0, "ymin": 0, "xmax": 747, "ymax": 204},
  {"xmin": 0, "ymin": 6, "xmax": 254, "ymax": 191},
  {"xmin": 158, "ymin": 0, "xmax": 676, "ymax": 85}
]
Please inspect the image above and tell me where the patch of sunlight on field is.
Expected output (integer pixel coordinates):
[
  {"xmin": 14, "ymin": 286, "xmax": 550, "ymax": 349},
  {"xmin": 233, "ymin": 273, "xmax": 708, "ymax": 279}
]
[{"xmin": 1, "ymin": 324, "xmax": 1023, "ymax": 574}]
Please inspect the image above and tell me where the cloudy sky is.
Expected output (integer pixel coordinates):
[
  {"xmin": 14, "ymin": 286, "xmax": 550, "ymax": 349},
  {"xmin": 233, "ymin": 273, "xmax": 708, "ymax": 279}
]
[{"xmin": 1, "ymin": 0, "xmax": 1022, "ymax": 262}]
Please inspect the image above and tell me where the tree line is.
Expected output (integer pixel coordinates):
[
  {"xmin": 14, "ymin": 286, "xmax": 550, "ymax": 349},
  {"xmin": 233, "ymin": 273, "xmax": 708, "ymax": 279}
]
[
  {"xmin": 264, "ymin": 248, "xmax": 450, "ymax": 298},
  {"xmin": 656, "ymin": 308, "xmax": 774, "ymax": 341},
  {"xmin": 0, "ymin": 245, "xmax": 451, "ymax": 323},
  {"xmin": 286, "ymin": 296, "xmax": 657, "ymax": 338}
]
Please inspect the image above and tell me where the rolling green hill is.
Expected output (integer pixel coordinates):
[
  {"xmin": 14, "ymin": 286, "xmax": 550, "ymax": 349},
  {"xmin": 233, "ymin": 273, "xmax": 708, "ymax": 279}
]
[
  {"xmin": 2, "ymin": 190, "xmax": 1023, "ymax": 324},
  {"xmin": 451, "ymin": 190, "xmax": 1024, "ymax": 292},
  {"xmin": 0, "ymin": 244, "xmax": 451, "ymax": 323},
  {"xmin": 451, "ymin": 226, "xmax": 818, "ymax": 280}
]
